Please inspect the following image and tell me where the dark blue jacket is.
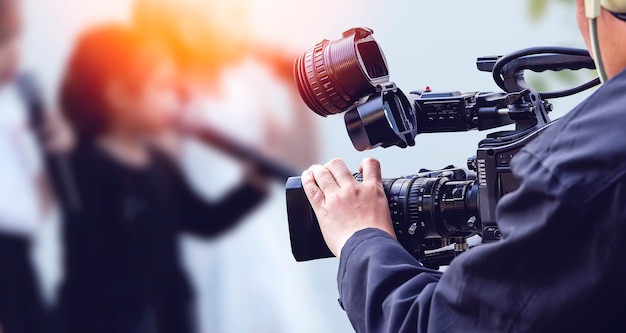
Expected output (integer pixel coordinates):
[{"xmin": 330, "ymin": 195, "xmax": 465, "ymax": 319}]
[
  {"xmin": 337, "ymin": 69, "xmax": 626, "ymax": 332},
  {"xmin": 56, "ymin": 145, "xmax": 266, "ymax": 333}
]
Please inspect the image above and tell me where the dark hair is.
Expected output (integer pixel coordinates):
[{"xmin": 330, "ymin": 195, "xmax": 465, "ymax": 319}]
[{"xmin": 60, "ymin": 24, "xmax": 170, "ymax": 140}]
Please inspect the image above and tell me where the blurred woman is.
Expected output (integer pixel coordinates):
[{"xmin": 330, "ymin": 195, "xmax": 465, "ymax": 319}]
[
  {"xmin": 132, "ymin": 1, "xmax": 327, "ymax": 332},
  {"xmin": 133, "ymin": 0, "xmax": 319, "ymax": 168},
  {"xmin": 54, "ymin": 24, "xmax": 267, "ymax": 333}
]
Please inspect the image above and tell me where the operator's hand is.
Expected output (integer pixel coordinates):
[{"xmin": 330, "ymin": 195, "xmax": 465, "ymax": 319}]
[{"xmin": 302, "ymin": 158, "xmax": 395, "ymax": 257}]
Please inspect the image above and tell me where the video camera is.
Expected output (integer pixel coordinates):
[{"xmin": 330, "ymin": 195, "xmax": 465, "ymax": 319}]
[{"xmin": 286, "ymin": 27, "xmax": 598, "ymax": 268}]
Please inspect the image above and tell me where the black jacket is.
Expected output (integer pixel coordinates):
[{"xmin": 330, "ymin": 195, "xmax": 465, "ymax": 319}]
[
  {"xmin": 57, "ymin": 144, "xmax": 266, "ymax": 333},
  {"xmin": 337, "ymin": 69, "xmax": 626, "ymax": 332}
]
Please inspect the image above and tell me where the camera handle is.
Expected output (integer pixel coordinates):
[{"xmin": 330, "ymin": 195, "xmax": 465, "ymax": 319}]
[
  {"xmin": 478, "ymin": 47, "xmax": 597, "ymax": 97},
  {"xmin": 475, "ymin": 48, "xmax": 597, "ymax": 137}
]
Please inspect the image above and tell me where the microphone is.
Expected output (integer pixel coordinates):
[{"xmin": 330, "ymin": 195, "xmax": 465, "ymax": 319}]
[
  {"xmin": 180, "ymin": 122, "xmax": 301, "ymax": 182},
  {"xmin": 16, "ymin": 73, "xmax": 82, "ymax": 215}
]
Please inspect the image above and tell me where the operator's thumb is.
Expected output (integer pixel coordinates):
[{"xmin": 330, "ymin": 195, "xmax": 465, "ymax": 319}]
[{"xmin": 360, "ymin": 158, "xmax": 382, "ymax": 185}]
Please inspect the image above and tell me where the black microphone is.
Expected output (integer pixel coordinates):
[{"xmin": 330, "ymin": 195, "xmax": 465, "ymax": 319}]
[
  {"xmin": 16, "ymin": 73, "xmax": 81, "ymax": 215},
  {"xmin": 180, "ymin": 122, "xmax": 301, "ymax": 182}
]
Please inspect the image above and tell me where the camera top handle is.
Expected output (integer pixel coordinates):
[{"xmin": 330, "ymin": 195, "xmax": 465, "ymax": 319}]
[
  {"xmin": 483, "ymin": 46, "xmax": 598, "ymax": 98},
  {"xmin": 469, "ymin": 47, "xmax": 598, "ymax": 134}
]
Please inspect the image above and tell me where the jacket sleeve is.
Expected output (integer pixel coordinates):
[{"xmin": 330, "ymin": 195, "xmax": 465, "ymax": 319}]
[
  {"xmin": 336, "ymin": 149, "xmax": 619, "ymax": 333},
  {"xmin": 178, "ymin": 180, "xmax": 268, "ymax": 237},
  {"xmin": 338, "ymin": 229, "xmax": 443, "ymax": 333}
]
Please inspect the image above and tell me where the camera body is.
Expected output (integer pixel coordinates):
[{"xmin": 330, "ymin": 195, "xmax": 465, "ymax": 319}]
[
  {"xmin": 287, "ymin": 27, "xmax": 596, "ymax": 267},
  {"xmin": 286, "ymin": 92, "xmax": 554, "ymax": 267}
]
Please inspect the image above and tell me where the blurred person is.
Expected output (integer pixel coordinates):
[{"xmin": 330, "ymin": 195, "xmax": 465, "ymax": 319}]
[
  {"xmin": 133, "ymin": 0, "xmax": 318, "ymax": 167},
  {"xmin": 0, "ymin": 0, "xmax": 55, "ymax": 332},
  {"xmin": 132, "ymin": 1, "xmax": 327, "ymax": 332},
  {"xmin": 54, "ymin": 24, "xmax": 268, "ymax": 333}
]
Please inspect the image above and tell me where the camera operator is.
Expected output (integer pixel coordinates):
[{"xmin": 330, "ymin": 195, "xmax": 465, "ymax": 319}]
[{"xmin": 302, "ymin": 1, "xmax": 626, "ymax": 332}]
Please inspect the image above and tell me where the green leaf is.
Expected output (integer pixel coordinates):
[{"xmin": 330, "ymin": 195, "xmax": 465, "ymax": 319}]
[
  {"xmin": 529, "ymin": 0, "xmax": 548, "ymax": 21},
  {"xmin": 528, "ymin": 77, "xmax": 549, "ymax": 92}
]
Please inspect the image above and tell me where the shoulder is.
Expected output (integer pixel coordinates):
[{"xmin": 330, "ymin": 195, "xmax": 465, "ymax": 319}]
[{"xmin": 514, "ymin": 71, "xmax": 626, "ymax": 202}]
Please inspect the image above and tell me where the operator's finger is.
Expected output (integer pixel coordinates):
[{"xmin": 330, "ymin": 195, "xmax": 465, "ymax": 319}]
[
  {"xmin": 359, "ymin": 158, "xmax": 383, "ymax": 186},
  {"xmin": 324, "ymin": 158, "xmax": 355, "ymax": 187},
  {"xmin": 309, "ymin": 164, "xmax": 340, "ymax": 193},
  {"xmin": 301, "ymin": 169, "xmax": 324, "ymax": 207}
]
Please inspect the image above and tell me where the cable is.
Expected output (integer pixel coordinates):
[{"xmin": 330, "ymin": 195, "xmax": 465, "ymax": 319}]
[
  {"xmin": 585, "ymin": 0, "xmax": 608, "ymax": 83},
  {"xmin": 589, "ymin": 18, "xmax": 609, "ymax": 83},
  {"xmin": 540, "ymin": 78, "xmax": 601, "ymax": 99}
]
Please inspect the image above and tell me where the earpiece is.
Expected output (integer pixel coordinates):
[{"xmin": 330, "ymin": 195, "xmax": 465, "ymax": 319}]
[
  {"xmin": 601, "ymin": 0, "xmax": 626, "ymax": 14},
  {"xmin": 584, "ymin": 0, "xmax": 612, "ymax": 82},
  {"xmin": 587, "ymin": 0, "xmax": 626, "ymax": 19},
  {"xmin": 583, "ymin": 0, "xmax": 625, "ymax": 82}
]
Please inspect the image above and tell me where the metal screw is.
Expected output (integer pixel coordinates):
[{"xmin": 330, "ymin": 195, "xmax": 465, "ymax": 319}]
[{"xmin": 467, "ymin": 216, "xmax": 477, "ymax": 228}]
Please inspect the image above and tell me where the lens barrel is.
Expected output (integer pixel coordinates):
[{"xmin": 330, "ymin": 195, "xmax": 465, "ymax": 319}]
[
  {"xmin": 286, "ymin": 170, "xmax": 480, "ymax": 261},
  {"xmin": 294, "ymin": 27, "xmax": 390, "ymax": 117},
  {"xmin": 385, "ymin": 176, "xmax": 478, "ymax": 255}
]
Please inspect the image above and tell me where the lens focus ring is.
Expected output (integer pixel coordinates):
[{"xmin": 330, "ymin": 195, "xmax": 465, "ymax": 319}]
[
  {"xmin": 293, "ymin": 28, "xmax": 389, "ymax": 118},
  {"xmin": 297, "ymin": 41, "xmax": 350, "ymax": 117}
]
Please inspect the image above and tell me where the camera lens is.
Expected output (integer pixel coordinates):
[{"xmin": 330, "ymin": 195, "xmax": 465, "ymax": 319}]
[
  {"xmin": 381, "ymin": 174, "xmax": 480, "ymax": 256},
  {"xmin": 286, "ymin": 170, "xmax": 480, "ymax": 261},
  {"xmin": 293, "ymin": 27, "xmax": 390, "ymax": 117},
  {"xmin": 345, "ymin": 86, "xmax": 416, "ymax": 151}
]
